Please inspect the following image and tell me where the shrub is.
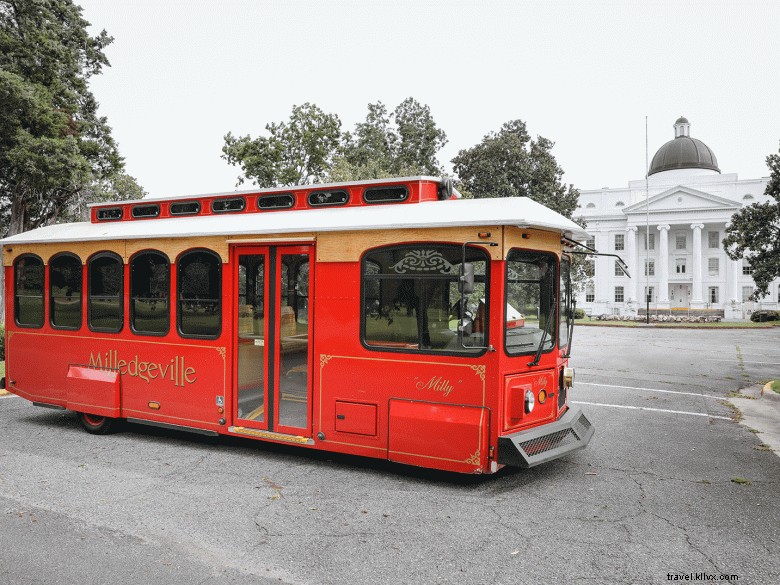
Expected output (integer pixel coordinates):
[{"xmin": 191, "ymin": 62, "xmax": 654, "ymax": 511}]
[
  {"xmin": 574, "ymin": 308, "xmax": 586, "ymax": 319},
  {"xmin": 750, "ymin": 310, "xmax": 779, "ymax": 323}
]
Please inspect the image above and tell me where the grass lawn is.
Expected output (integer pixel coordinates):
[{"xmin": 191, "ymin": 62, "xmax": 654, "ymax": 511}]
[
  {"xmin": 575, "ymin": 319, "xmax": 777, "ymax": 329},
  {"xmin": 771, "ymin": 380, "xmax": 780, "ymax": 394},
  {"xmin": 0, "ymin": 361, "xmax": 4, "ymax": 378}
]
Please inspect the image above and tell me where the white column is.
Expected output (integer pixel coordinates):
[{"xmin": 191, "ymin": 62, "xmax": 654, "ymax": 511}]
[
  {"xmin": 731, "ymin": 258, "xmax": 741, "ymax": 302},
  {"xmin": 626, "ymin": 226, "xmax": 638, "ymax": 306},
  {"xmin": 691, "ymin": 223, "xmax": 704, "ymax": 305},
  {"xmin": 657, "ymin": 224, "xmax": 670, "ymax": 305}
]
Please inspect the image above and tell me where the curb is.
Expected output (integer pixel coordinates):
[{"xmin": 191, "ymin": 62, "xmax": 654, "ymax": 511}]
[{"xmin": 761, "ymin": 381, "xmax": 780, "ymax": 401}]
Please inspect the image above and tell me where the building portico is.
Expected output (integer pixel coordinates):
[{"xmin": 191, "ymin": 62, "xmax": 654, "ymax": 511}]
[{"xmin": 577, "ymin": 117, "xmax": 779, "ymax": 319}]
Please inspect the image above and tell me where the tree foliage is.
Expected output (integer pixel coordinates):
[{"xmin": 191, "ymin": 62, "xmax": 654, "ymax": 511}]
[
  {"xmin": 222, "ymin": 103, "xmax": 342, "ymax": 187},
  {"xmin": 724, "ymin": 145, "xmax": 780, "ymax": 301},
  {"xmin": 451, "ymin": 119, "xmax": 579, "ymax": 219},
  {"xmin": 330, "ymin": 98, "xmax": 448, "ymax": 181},
  {"xmin": 0, "ymin": 0, "xmax": 125, "ymax": 236}
]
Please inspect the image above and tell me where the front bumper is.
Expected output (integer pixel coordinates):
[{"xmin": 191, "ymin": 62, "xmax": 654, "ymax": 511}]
[{"xmin": 497, "ymin": 406, "xmax": 594, "ymax": 468}]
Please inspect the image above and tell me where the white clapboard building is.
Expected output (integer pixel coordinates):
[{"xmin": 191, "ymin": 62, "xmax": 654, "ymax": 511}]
[{"xmin": 576, "ymin": 117, "xmax": 778, "ymax": 319}]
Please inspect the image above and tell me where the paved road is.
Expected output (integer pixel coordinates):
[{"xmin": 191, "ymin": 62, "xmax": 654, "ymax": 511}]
[{"xmin": 1, "ymin": 327, "xmax": 779, "ymax": 584}]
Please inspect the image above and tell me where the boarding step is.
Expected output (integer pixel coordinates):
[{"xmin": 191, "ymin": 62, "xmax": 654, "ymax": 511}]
[{"xmin": 228, "ymin": 426, "xmax": 314, "ymax": 445}]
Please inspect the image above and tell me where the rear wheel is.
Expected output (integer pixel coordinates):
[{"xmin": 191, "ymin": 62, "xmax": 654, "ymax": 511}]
[{"xmin": 78, "ymin": 412, "xmax": 116, "ymax": 435}]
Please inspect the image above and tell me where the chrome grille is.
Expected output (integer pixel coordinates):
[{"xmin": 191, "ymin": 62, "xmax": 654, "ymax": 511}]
[{"xmin": 518, "ymin": 428, "xmax": 578, "ymax": 457}]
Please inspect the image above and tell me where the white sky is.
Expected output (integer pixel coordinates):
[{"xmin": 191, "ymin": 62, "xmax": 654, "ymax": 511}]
[{"xmin": 78, "ymin": 0, "xmax": 780, "ymax": 197}]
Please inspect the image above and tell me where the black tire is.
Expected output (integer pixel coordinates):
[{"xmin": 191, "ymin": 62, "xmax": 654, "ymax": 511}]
[{"xmin": 78, "ymin": 412, "xmax": 116, "ymax": 435}]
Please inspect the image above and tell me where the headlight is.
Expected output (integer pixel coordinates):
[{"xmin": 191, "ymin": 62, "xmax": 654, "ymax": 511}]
[
  {"xmin": 563, "ymin": 367, "xmax": 575, "ymax": 388},
  {"xmin": 525, "ymin": 389, "xmax": 535, "ymax": 414}
]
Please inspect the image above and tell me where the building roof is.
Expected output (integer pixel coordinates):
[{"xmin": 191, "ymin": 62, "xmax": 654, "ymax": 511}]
[
  {"xmin": 648, "ymin": 118, "xmax": 720, "ymax": 176},
  {"xmin": 1, "ymin": 196, "xmax": 589, "ymax": 245}
]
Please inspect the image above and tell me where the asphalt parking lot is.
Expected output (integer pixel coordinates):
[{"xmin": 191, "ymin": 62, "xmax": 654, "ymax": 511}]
[{"xmin": 1, "ymin": 326, "xmax": 779, "ymax": 585}]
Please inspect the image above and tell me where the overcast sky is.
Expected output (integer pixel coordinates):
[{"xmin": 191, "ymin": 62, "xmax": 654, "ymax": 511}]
[{"xmin": 77, "ymin": 0, "xmax": 780, "ymax": 198}]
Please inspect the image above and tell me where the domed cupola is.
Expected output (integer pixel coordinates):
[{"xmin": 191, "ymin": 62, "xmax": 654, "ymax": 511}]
[{"xmin": 648, "ymin": 117, "xmax": 720, "ymax": 176}]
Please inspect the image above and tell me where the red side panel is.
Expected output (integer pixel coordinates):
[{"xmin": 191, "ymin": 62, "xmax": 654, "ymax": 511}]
[
  {"xmin": 503, "ymin": 370, "xmax": 557, "ymax": 432},
  {"xmin": 66, "ymin": 365, "xmax": 121, "ymax": 418},
  {"xmin": 388, "ymin": 399, "xmax": 489, "ymax": 473},
  {"xmin": 334, "ymin": 401, "xmax": 377, "ymax": 436}
]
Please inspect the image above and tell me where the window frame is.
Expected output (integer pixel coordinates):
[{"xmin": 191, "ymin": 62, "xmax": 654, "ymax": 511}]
[
  {"xmin": 129, "ymin": 249, "xmax": 170, "ymax": 337},
  {"xmin": 360, "ymin": 243, "xmax": 490, "ymax": 357},
  {"xmin": 211, "ymin": 197, "xmax": 246, "ymax": 214},
  {"xmin": 308, "ymin": 189, "xmax": 349, "ymax": 207},
  {"xmin": 614, "ymin": 286, "xmax": 624, "ymax": 303},
  {"xmin": 49, "ymin": 252, "xmax": 83, "ymax": 331},
  {"xmin": 170, "ymin": 200, "xmax": 201, "ymax": 216},
  {"xmin": 257, "ymin": 193, "xmax": 295, "ymax": 210},
  {"xmin": 87, "ymin": 251, "xmax": 124, "ymax": 333},
  {"xmin": 504, "ymin": 249, "xmax": 559, "ymax": 358},
  {"xmin": 14, "ymin": 253, "xmax": 45, "ymax": 329},
  {"xmin": 363, "ymin": 186, "xmax": 409, "ymax": 204},
  {"xmin": 177, "ymin": 248, "xmax": 222, "ymax": 339},
  {"xmin": 614, "ymin": 234, "xmax": 625, "ymax": 251}
]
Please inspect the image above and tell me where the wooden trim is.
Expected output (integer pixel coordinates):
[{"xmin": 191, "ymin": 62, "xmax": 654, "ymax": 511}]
[
  {"xmin": 503, "ymin": 226, "xmax": 561, "ymax": 257},
  {"xmin": 4, "ymin": 237, "xmax": 230, "ymax": 266},
  {"xmin": 317, "ymin": 227, "xmax": 503, "ymax": 263}
]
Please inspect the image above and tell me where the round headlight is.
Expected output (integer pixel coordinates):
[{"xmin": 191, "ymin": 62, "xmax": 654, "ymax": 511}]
[{"xmin": 525, "ymin": 389, "xmax": 535, "ymax": 414}]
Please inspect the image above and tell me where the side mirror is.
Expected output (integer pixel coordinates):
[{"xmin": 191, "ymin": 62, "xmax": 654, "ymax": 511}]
[{"xmin": 460, "ymin": 263, "xmax": 474, "ymax": 294}]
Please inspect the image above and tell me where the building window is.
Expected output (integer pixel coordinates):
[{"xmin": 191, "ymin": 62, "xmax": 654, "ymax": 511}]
[
  {"xmin": 130, "ymin": 250, "xmax": 170, "ymax": 335},
  {"xmin": 742, "ymin": 286, "xmax": 754, "ymax": 301},
  {"xmin": 614, "ymin": 234, "xmax": 624, "ymax": 251},
  {"xmin": 645, "ymin": 286, "xmax": 654, "ymax": 303},
  {"xmin": 743, "ymin": 194, "xmax": 754, "ymax": 201},
  {"xmin": 708, "ymin": 287, "xmax": 719, "ymax": 304},
  {"xmin": 614, "ymin": 261, "xmax": 624, "ymax": 277},
  {"xmin": 643, "ymin": 232, "xmax": 655, "ymax": 250},
  {"xmin": 644, "ymin": 260, "xmax": 655, "ymax": 276},
  {"xmin": 675, "ymin": 234, "xmax": 687, "ymax": 250},
  {"xmin": 89, "ymin": 252, "xmax": 123, "ymax": 332},
  {"xmin": 586, "ymin": 202, "xmax": 596, "ymax": 209},
  {"xmin": 615, "ymin": 201, "xmax": 625, "ymax": 207},
  {"xmin": 676, "ymin": 258, "xmax": 686, "ymax": 274},
  {"xmin": 14, "ymin": 255, "xmax": 45, "ymax": 328},
  {"xmin": 614, "ymin": 286, "xmax": 624, "ymax": 303},
  {"xmin": 742, "ymin": 261, "xmax": 753, "ymax": 275},
  {"xmin": 708, "ymin": 231, "xmax": 719, "ymax": 249},
  {"xmin": 585, "ymin": 285, "xmax": 595, "ymax": 303},
  {"xmin": 178, "ymin": 250, "xmax": 222, "ymax": 338},
  {"xmin": 50, "ymin": 253, "xmax": 82, "ymax": 330},
  {"xmin": 707, "ymin": 258, "xmax": 719, "ymax": 276},
  {"xmin": 586, "ymin": 237, "xmax": 595, "ymax": 249}
]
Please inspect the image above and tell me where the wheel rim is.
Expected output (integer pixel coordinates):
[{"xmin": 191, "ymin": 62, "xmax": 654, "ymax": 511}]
[{"xmin": 82, "ymin": 413, "xmax": 105, "ymax": 426}]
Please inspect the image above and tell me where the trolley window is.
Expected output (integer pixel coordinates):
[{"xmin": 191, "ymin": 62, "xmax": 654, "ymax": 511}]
[
  {"xmin": 362, "ymin": 244, "xmax": 488, "ymax": 354},
  {"xmin": 96, "ymin": 207, "xmax": 123, "ymax": 221},
  {"xmin": 308, "ymin": 190, "xmax": 348, "ymax": 207},
  {"xmin": 178, "ymin": 250, "xmax": 221, "ymax": 338},
  {"xmin": 130, "ymin": 251, "xmax": 170, "ymax": 335},
  {"xmin": 170, "ymin": 201, "xmax": 201, "ymax": 215},
  {"xmin": 88, "ymin": 253, "xmax": 123, "ymax": 332},
  {"xmin": 257, "ymin": 194, "xmax": 294, "ymax": 210},
  {"xmin": 50, "ymin": 254, "xmax": 82, "ymax": 329},
  {"xmin": 131, "ymin": 204, "xmax": 160, "ymax": 218},
  {"xmin": 559, "ymin": 256, "xmax": 572, "ymax": 352},
  {"xmin": 505, "ymin": 250, "xmax": 557, "ymax": 356},
  {"xmin": 14, "ymin": 255, "xmax": 44, "ymax": 328},
  {"xmin": 211, "ymin": 197, "xmax": 246, "ymax": 213},
  {"xmin": 363, "ymin": 186, "xmax": 408, "ymax": 204}
]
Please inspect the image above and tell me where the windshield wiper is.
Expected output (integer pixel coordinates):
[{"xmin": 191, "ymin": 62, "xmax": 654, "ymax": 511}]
[{"xmin": 528, "ymin": 298, "xmax": 556, "ymax": 367}]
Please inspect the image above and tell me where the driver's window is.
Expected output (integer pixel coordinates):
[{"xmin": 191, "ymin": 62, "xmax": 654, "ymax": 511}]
[{"xmin": 505, "ymin": 250, "xmax": 556, "ymax": 356}]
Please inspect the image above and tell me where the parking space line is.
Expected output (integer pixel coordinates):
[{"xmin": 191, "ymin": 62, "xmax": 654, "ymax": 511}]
[
  {"xmin": 705, "ymin": 358, "xmax": 780, "ymax": 366},
  {"xmin": 576, "ymin": 382, "xmax": 721, "ymax": 400},
  {"xmin": 572, "ymin": 400, "xmax": 732, "ymax": 420}
]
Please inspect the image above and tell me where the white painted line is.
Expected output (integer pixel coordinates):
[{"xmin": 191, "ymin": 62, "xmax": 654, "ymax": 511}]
[
  {"xmin": 0, "ymin": 393, "xmax": 19, "ymax": 399},
  {"xmin": 576, "ymin": 382, "xmax": 721, "ymax": 400},
  {"xmin": 572, "ymin": 400, "xmax": 732, "ymax": 421},
  {"xmin": 705, "ymin": 358, "xmax": 780, "ymax": 366}
]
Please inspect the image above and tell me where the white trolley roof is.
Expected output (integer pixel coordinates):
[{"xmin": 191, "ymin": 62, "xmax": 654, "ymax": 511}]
[{"xmin": 2, "ymin": 196, "xmax": 588, "ymax": 245}]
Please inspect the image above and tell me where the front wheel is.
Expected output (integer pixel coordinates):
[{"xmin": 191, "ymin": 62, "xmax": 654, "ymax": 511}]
[{"xmin": 78, "ymin": 412, "xmax": 116, "ymax": 435}]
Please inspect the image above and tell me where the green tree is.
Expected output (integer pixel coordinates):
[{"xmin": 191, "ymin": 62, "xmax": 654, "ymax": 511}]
[
  {"xmin": 330, "ymin": 98, "xmax": 448, "ymax": 181},
  {"xmin": 451, "ymin": 119, "xmax": 579, "ymax": 219},
  {"xmin": 60, "ymin": 172, "xmax": 146, "ymax": 223},
  {"xmin": 222, "ymin": 103, "xmax": 342, "ymax": 187},
  {"xmin": 723, "ymin": 145, "xmax": 780, "ymax": 301},
  {"xmin": 0, "ymin": 0, "xmax": 124, "ymax": 236}
]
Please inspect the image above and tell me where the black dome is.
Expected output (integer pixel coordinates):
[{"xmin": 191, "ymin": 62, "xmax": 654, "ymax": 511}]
[{"xmin": 648, "ymin": 135, "xmax": 720, "ymax": 176}]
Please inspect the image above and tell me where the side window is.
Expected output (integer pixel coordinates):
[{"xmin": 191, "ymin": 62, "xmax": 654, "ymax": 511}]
[
  {"xmin": 130, "ymin": 251, "xmax": 170, "ymax": 335},
  {"xmin": 14, "ymin": 255, "xmax": 45, "ymax": 328},
  {"xmin": 362, "ymin": 244, "xmax": 489, "ymax": 354},
  {"xmin": 89, "ymin": 252, "xmax": 123, "ymax": 332},
  {"xmin": 50, "ymin": 253, "xmax": 82, "ymax": 329},
  {"xmin": 178, "ymin": 250, "xmax": 221, "ymax": 338}
]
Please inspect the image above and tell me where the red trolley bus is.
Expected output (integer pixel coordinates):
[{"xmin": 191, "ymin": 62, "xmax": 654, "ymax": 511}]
[{"xmin": 2, "ymin": 176, "xmax": 593, "ymax": 473}]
